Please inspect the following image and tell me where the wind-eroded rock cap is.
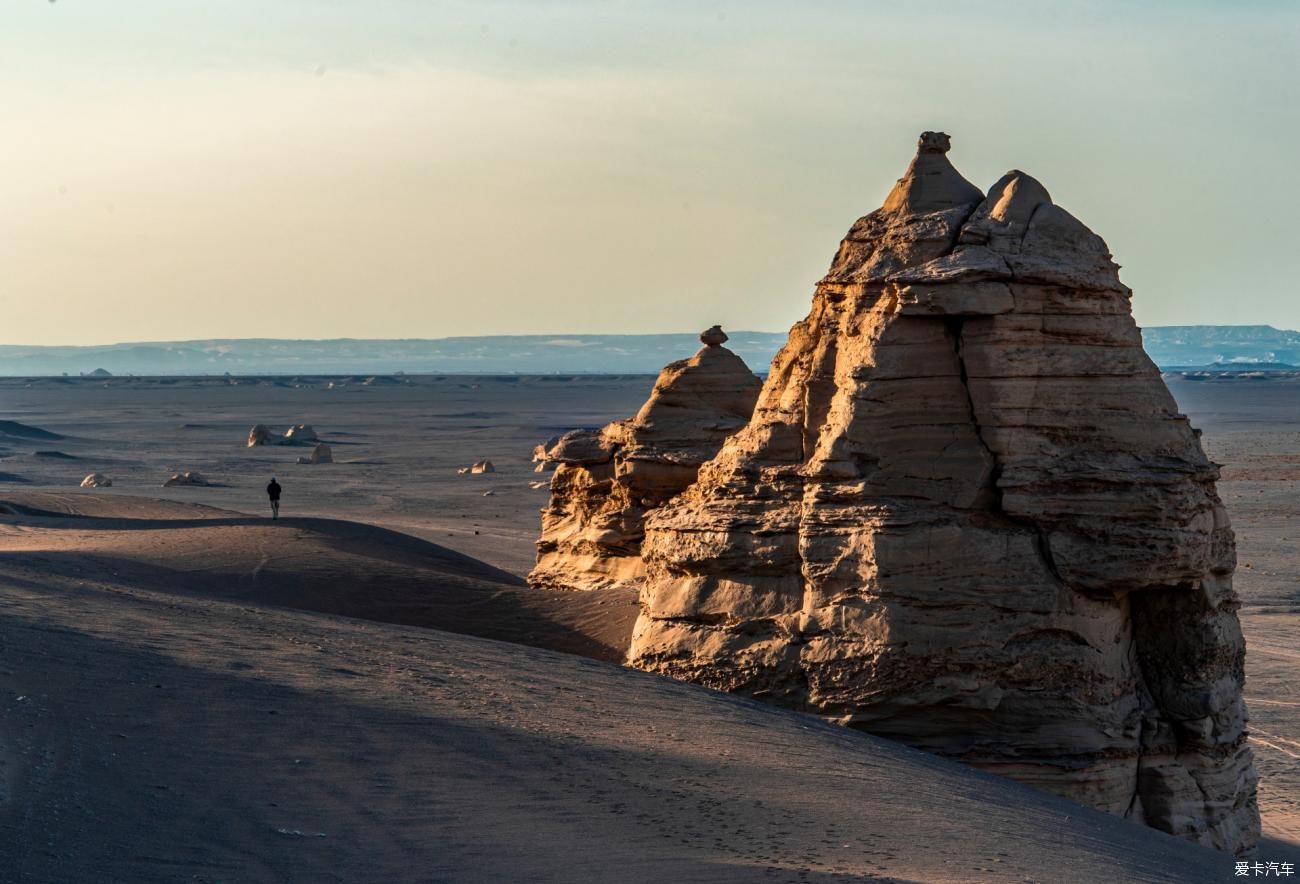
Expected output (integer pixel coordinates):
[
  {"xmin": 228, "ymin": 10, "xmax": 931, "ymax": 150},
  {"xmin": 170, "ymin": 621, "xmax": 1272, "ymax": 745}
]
[
  {"xmin": 880, "ymin": 131, "xmax": 983, "ymax": 215},
  {"xmin": 699, "ymin": 325, "xmax": 729, "ymax": 347}
]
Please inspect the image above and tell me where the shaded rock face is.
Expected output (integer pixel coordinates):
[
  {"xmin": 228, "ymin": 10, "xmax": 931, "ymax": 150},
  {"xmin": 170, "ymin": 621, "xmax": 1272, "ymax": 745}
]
[
  {"xmin": 297, "ymin": 443, "xmax": 333, "ymax": 465},
  {"xmin": 529, "ymin": 340, "xmax": 761, "ymax": 592},
  {"xmin": 628, "ymin": 134, "xmax": 1259, "ymax": 853}
]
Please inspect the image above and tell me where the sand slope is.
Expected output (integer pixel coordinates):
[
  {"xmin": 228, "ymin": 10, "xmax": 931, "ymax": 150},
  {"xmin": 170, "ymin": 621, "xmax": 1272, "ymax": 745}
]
[
  {"xmin": 0, "ymin": 492, "xmax": 636, "ymax": 663},
  {"xmin": 0, "ymin": 492, "xmax": 1253, "ymax": 882}
]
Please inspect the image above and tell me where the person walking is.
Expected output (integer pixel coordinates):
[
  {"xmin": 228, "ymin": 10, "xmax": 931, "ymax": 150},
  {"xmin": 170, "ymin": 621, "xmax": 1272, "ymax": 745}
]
[{"xmin": 267, "ymin": 476, "xmax": 282, "ymax": 519}]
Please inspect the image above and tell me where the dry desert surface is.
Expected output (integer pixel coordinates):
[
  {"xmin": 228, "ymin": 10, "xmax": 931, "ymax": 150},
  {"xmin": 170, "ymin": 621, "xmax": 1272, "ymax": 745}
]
[{"xmin": 1, "ymin": 372, "xmax": 1298, "ymax": 882}]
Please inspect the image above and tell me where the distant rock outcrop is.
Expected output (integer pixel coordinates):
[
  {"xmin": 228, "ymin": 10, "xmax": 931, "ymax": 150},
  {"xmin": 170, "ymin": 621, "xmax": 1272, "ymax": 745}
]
[
  {"xmin": 80, "ymin": 473, "xmax": 112, "ymax": 488},
  {"xmin": 626, "ymin": 134, "xmax": 1259, "ymax": 854},
  {"xmin": 247, "ymin": 424, "xmax": 321, "ymax": 447},
  {"xmin": 297, "ymin": 443, "xmax": 333, "ymax": 465},
  {"xmin": 528, "ymin": 330, "xmax": 761, "ymax": 592},
  {"xmin": 163, "ymin": 471, "xmax": 209, "ymax": 487},
  {"xmin": 284, "ymin": 424, "xmax": 318, "ymax": 443}
]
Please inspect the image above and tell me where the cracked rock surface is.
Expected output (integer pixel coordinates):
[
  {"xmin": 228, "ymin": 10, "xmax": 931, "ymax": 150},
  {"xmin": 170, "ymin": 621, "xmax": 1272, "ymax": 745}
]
[
  {"xmin": 528, "ymin": 337, "xmax": 761, "ymax": 592},
  {"xmin": 627, "ymin": 133, "xmax": 1260, "ymax": 854}
]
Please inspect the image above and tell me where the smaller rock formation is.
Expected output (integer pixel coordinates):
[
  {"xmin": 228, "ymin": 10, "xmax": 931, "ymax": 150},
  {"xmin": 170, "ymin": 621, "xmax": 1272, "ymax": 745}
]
[
  {"xmin": 163, "ymin": 471, "xmax": 209, "ymax": 487},
  {"xmin": 529, "ymin": 329, "xmax": 761, "ymax": 592},
  {"xmin": 297, "ymin": 443, "xmax": 333, "ymax": 465},
  {"xmin": 247, "ymin": 424, "xmax": 274, "ymax": 447},
  {"xmin": 80, "ymin": 473, "xmax": 112, "ymax": 488},
  {"xmin": 469, "ymin": 460, "xmax": 495, "ymax": 474}
]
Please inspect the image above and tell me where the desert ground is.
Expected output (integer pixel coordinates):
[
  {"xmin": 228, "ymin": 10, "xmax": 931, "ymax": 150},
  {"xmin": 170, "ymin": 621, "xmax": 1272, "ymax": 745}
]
[{"xmin": 1, "ymin": 372, "xmax": 1298, "ymax": 881}]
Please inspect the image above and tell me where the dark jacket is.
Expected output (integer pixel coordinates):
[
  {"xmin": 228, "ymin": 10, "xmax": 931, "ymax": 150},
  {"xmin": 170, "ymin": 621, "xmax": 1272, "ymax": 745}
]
[{"xmin": 267, "ymin": 480, "xmax": 281, "ymax": 500}]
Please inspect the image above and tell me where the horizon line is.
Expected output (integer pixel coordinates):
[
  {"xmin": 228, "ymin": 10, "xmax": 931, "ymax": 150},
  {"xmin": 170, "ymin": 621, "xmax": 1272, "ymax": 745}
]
[{"xmin": 0, "ymin": 322, "xmax": 1293, "ymax": 350}]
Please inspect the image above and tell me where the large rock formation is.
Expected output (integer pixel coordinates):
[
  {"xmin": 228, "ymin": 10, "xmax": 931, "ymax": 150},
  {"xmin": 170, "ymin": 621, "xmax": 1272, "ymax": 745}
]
[
  {"xmin": 627, "ymin": 133, "xmax": 1259, "ymax": 853},
  {"xmin": 529, "ymin": 330, "xmax": 761, "ymax": 592}
]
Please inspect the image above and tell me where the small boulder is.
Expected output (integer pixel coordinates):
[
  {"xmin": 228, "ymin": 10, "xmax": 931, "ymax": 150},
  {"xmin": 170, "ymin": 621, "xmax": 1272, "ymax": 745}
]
[
  {"xmin": 699, "ymin": 325, "xmax": 729, "ymax": 347},
  {"xmin": 297, "ymin": 443, "xmax": 333, "ymax": 465},
  {"xmin": 470, "ymin": 460, "xmax": 495, "ymax": 474},
  {"xmin": 80, "ymin": 473, "xmax": 112, "ymax": 488}
]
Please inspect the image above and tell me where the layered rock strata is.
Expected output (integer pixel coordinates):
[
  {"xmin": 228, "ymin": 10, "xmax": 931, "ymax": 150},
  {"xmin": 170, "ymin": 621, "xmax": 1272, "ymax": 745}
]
[
  {"xmin": 529, "ymin": 330, "xmax": 761, "ymax": 592},
  {"xmin": 627, "ymin": 133, "xmax": 1260, "ymax": 853}
]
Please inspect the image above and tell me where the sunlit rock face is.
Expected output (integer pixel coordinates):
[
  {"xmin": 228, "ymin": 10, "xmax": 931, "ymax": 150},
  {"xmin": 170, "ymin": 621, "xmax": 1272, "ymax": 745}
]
[
  {"xmin": 628, "ymin": 133, "xmax": 1260, "ymax": 854},
  {"xmin": 528, "ymin": 332, "xmax": 761, "ymax": 592}
]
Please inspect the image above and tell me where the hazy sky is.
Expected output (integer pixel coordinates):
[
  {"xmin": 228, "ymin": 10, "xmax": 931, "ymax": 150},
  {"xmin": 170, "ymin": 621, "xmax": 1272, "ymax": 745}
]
[{"xmin": 3, "ymin": 1, "xmax": 1297, "ymax": 345}]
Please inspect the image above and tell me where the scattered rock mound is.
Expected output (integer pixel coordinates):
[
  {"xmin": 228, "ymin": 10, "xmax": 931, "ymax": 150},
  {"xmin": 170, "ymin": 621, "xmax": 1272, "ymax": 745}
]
[
  {"xmin": 528, "ymin": 330, "xmax": 761, "ymax": 592},
  {"xmin": 297, "ymin": 443, "xmax": 333, "ymax": 465},
  {"xmin": 247, "ymin": 424, "xmax": 274, "ymax": 447},
  {"xmin": 80, "ymin": 473, "xmax": 112, "ymax": 488},
  {"xmin": 163, "ymin": 471, "xmax": 209, "ymax": 487},
  {"xmin": 627, "ymin": 133, "xmax": 1260, "ymax": 853}
]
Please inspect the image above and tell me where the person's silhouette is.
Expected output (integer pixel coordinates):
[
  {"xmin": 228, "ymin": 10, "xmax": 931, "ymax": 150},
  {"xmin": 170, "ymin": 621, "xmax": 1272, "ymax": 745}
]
[{"xmin": 267, "ymin": 477, "xmax": 282, "ymax": 519}]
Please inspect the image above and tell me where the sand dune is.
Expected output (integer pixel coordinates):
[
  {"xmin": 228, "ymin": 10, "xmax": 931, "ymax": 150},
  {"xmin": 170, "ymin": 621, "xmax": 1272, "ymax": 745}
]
[
  {"xmin": 0, "ymin": 420, "xmax": 64, "ymax": 441},
  {"xmin": 0, "ymin": 501, "xmax": 1241, "ymax": 882},
  {"xmin": 0, "ymin": 492, "xmax": 636, "ymax": 663}
]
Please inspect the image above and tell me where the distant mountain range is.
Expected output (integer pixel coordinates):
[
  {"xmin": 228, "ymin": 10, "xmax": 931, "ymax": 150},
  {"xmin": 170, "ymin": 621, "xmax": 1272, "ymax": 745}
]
[
  {"xmin": 2, "ymin": 326, "xmax": 1298, "ymax": 376},
  {"xmin": 1139, "ymin": 325, "xmax": 1300, "ymax": 368}
]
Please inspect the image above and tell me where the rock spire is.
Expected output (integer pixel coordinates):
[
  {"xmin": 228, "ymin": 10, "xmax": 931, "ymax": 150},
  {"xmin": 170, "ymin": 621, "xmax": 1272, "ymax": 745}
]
[{"xmin": 627, "ymin": 135, "xmax": 1260, "ymax": 853}]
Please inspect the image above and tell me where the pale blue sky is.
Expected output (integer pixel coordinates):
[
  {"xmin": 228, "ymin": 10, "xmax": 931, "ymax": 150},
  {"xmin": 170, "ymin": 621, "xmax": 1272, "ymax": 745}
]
[{"xmin": 2, "ymin": 1, "xmax": 1296, "ymax": 344}]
